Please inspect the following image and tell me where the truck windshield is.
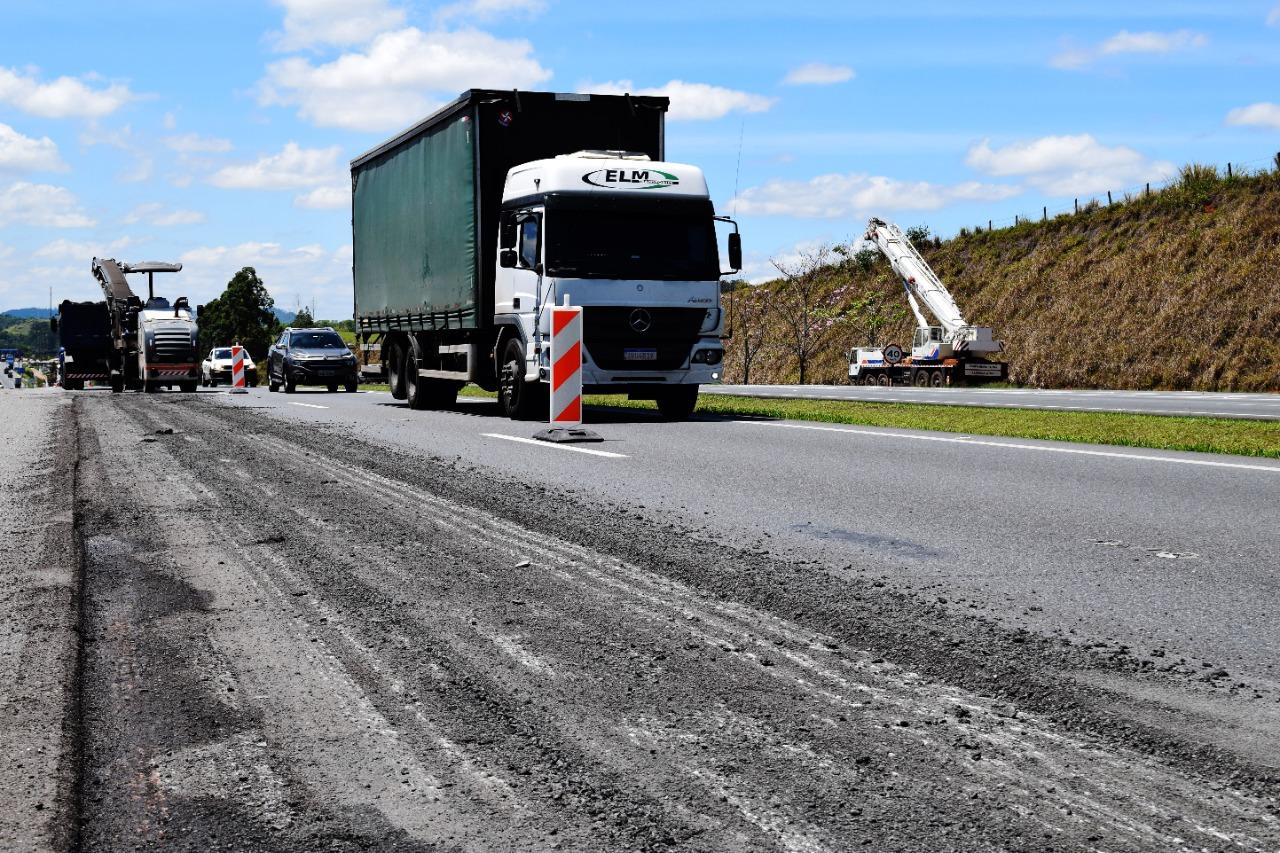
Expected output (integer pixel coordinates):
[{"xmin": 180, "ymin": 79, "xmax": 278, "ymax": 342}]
[{"xmin": 546, "ymin": 209, "xmax": 719, "ymax": 282}]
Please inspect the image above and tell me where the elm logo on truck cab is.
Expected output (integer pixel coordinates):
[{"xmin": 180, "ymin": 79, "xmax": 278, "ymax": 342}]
[{"xmin": 582, "ymin": 168, "xmax": 679, "ymax": 190}]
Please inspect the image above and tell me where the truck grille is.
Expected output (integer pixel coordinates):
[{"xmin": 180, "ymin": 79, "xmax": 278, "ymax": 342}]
[
  {"xmin": 582, "ymin": 307, "xmax": 703, "ymax": 371},
  {"xmin": 153, "ymin": 327, "xmax": 194, "ymax": 363}
]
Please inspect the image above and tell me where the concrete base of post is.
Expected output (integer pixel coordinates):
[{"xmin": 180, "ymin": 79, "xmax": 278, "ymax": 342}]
[{"xmin": 532, "ymin": 427, "xmax": 603, "ymax": 444}]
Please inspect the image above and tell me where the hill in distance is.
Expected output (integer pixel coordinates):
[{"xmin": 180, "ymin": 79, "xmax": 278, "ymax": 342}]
[{"xmin": 2, "ymin": 308, "xmax": 54, "ymax": 319}]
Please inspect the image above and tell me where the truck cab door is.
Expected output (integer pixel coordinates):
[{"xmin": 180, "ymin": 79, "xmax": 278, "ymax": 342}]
[{"xmin": 496, "ymin": 211, "xmax": 542, "ymax": 320}]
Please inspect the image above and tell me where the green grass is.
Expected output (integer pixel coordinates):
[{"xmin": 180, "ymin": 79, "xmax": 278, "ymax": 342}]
[{"xmin": 456, "ymin": 386, "xmax": 1279, "ymax": 459}]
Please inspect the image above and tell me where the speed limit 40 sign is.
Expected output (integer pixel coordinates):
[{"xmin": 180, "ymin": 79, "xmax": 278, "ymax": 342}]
[{"xmin": 882, "ymin": 343, "xmax": 904, "ymax": 365}]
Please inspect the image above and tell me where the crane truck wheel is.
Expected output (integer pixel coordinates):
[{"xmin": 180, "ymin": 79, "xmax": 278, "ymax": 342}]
[
  {"xmin": 655, "ymin": 385, "xmax": 700, "ymax": 420},
  {"xmin": 386, "ymin": 342, "xmax": 407, "ymax": 401},
  {"xmin": 498, "ymin": 338, "xmax": 542, "ymax": 420},
  {"xmin": 877, "ymin": 374, "xmax": 891, "ymax": 387},
  {"xmin": 913, "ymin": 371, "xmax": 929, "ymax": 387},
  {"xmin": 930, "ymin": 370, "xmax": 944, "ymax": 388}
]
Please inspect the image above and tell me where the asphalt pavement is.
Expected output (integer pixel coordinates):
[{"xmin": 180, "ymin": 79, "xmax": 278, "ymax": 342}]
[
  {"xmin": 8, "ymin": 385, "xmax": 1280, "ymax": 850},
  {"xmin": 706, "ymin": 383, "xmax": 1280, "ymax": 420}
]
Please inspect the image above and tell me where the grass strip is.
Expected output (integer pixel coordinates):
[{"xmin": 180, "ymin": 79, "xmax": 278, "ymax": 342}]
[{"xmin": 454, "ymin": 386, "xmax": 1279, "ymax": 459}]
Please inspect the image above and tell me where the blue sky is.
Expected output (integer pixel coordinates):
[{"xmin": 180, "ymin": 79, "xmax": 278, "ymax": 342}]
[{"xmin": 1, "ymin": 0, "xmax": 1278, "ymax": 316}]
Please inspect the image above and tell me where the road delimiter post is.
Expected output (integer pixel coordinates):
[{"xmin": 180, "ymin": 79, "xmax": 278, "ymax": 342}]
[
  {"xmin": 533, "ymin": 296, "xmax": 602, "ymax": 444},
  {"xmin": 229, "ymin": 344, "xmax": 248, "ymax": 395}
]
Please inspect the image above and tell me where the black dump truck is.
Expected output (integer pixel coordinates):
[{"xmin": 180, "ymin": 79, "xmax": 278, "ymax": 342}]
[{"xmin": 53, "ymin": 300, "xmax": 114, "ymax": 390}]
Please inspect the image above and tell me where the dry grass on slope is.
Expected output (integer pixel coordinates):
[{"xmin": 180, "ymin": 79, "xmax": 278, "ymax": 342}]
[{"xmin": 725, "ymin": 165, "xmax": 1280, "ymax": 391}]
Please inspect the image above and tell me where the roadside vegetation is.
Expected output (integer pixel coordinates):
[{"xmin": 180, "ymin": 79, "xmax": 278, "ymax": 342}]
[
  {"xmin": 453, "ymin": 386, "xmax": 1279, "ymax": 458},
  {"xmin": 725, "ymin": 159, "xmax": 1280, "ymax": 391}
]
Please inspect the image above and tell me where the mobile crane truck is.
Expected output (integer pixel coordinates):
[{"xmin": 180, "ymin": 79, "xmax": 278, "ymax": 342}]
[
  {"xmin": 849, "ymin": 218, "xmax": 1006, "ymax": 387},
  {"xmin": 352, "ymin": 89, "xmax": 742, "ymax": 419}
]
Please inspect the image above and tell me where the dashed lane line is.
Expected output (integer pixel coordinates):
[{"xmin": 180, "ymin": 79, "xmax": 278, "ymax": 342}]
[
  {"xmin": 482, "ymin": 433, "xmax": 628, "ymax": 459},
  {"xmin": 287, "ymin": 402, "xmax": 330, "ymax": 410},
  {"xmin": 736, "ymin": 420, "xmax": 1280, "ymax": 474}
]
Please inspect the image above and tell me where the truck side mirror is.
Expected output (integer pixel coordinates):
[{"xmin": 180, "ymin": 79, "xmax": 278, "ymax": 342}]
[
  {"xmin": 499, "ymin": 216, "xmax": 516, "ymax": 250},
  {"xmin": 728, "ymin": 232, "xmax": 742, "ymax": 272},
  {"xmin": 196, "ymin": 304, "xmax": 205, "ymax": 317},
  {"xmin": 499, "ymin": 249, "xmax": 518, "ymax": 269}
]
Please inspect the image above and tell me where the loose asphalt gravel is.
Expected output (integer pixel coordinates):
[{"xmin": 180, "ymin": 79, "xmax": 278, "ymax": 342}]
[{"xmin": 3, "ymin": 386, "xmax": 1278, "ymax": 851}]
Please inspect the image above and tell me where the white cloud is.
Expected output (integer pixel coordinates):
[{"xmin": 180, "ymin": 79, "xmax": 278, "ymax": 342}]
[
  {"xmin": 729, "ymin": 173, "xmax": 1019, "ymax": 219},
  {"xmin": 1225, "ymin": 102, "xmax": 1280, "ymax": 129},
  {"xmin": 966, "ymin": 134, "xmax": 1176, "ymax": 196},
  {"xmin": 163, "ymin": 133, "xmax": 233, "ymax": 154},
  {"xmin": 584, "ymin": 80, "xmax": 775, "ymax": 122},
  {"xmin": 294, "ymin": 185, "xmax": 348, "ymax": 209},
  {"xmin": 259, "ymin": 27, "xmax": 552, "ymax": 131},
  {"xmin": 32, "ymin": 236, "xmax": 134, "ymax": 260},
  {"xmin": 436, "ymin": 0, "xmax": 545, "ymax": 22},
  {"xmin": 209, "ymin": 143, "xmax": 344, "ymax": 190},
  {"xmin": 782, "ymin": 63, "xmax": 855, "ymax": 86},
  {"xmin": 122, "ymin": 202, "xmax": 206, "ymax": 226},
  {"xmin": 177, "ymin": 241, "xmax": 354, "ymax": 317},
  {"xmin": 1051, "ymin": 29, "xmax": 1207, "ymax": 69},
  {"xmin": 0, "ymin": 123, "xmax": 66, "ymax": 172},
  {"xmin": 0, "ymin": 67, "xmax": 135, "ymax": 119},
  {"xmin": 270, "ymin": 0, "xmax": 406, "ymax": 50},
  {"xmin": 1269, "ymin": 3, "xmax": 1280, "ymax": 25},
  {"xmin": 0, "ymin": 182, "xmax": 95, "ymax": 228},
  {"xmin": 79, "ymin": 123, "xmax": 153, "ymax": 184}
]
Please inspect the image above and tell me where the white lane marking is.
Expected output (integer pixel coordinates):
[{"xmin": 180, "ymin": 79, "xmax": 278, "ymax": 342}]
[
  {"xmin": 288, "ymin": 402, "xmax": 329, "ymax": 409},
  {"xmin": 736, "ymin": 420, "xmax": 1280, "ymax": 474},
  {"xmin": 482, "ymin": 433, "xmax": 627, "ymax": 458}
]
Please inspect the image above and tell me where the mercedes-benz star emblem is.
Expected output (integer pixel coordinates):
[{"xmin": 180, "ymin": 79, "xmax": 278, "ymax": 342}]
[{"xmin": 629, "ymin": 308, "xmax": 652, "ymax": 333}]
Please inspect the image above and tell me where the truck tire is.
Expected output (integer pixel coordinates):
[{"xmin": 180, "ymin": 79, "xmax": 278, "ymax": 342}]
[
  {"xmin": 862, "ymin": 374, "xmax": 877, "ymax": 386},
  {"xmin": 345, "ymin": 381, "xmax": 358, "ymax": 393},
  {"xmin": 387, "ymin": 342, "xmax": 407, "ymax": 400},
  {"xmin": 144, "ymin": 381, "xmax": 158, "ymax": 393},
  {"xmin": 403, "ymin": 339, "xmax": 458, "ymax": 410},
  {"xmin": 655, "ymin": 385, "xmax": 699, "ymax": 420},
  {"xmin": 180, "ymin": 381, "xmax": 197, "ymax": 393},
  {"xmin": 110, "ymin": 376, "xmax": 124, "ymax": 394},
  {"xmin": 327, "ymin": 383, "xmax": 338, "ymax": 393},
  {"xmin": 913, "ymin": 371, "xmax": 929, "ymax": 387},
  {"xmin": 498, "ymin": 338, "xmax": 542, "ymax": 420},
  {"xmin": 930, "ymin": 370, "xmax": 944, "ymax": 388},
  {"xmin": 877, "ymin": 374, "xmax": 891, "ymax": 387}
]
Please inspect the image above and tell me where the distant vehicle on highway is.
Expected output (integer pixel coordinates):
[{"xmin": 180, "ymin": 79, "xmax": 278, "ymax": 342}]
[
  {"xmin": 201, "ymin": 347, "xmax": 258, "ymax": 387},
  {"xmin": 266, "ymin": 327, "xmax": 358, "ymax": 394}
]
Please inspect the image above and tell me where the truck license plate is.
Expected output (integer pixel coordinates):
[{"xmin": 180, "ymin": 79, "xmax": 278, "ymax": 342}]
[{"xmin": 624, "ymin": 349, "xmax": 657, "ymax": 362}]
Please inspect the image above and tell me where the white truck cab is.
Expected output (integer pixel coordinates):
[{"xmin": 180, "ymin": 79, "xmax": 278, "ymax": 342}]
[{"xmin": 494, "ymin": 151, "xmax": 737, "ymax": 413}]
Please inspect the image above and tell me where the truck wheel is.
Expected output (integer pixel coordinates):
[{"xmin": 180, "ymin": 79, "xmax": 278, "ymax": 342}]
[
  {"xmin": 862, "ymin": 374, "xmax": 878, "ymax": 386},
  {"xmin": 655, "ymin": 385, "xmax": 699, "ymax": 420},
  {"xmin": 913, "ymin": 371, "xmax": 929, "ymax": 387},
  {"xmin": 345, "ymin": 381, "xmax": 358, "ymax": 393},
  {"xmin": 144, "ymin": 381, "xmax": 158, "ymax": 393},
  {"xmin": 877, "ymin": 374, "xmax": 891, "ymax": 387},
  {"xmin": 110, "ymin": 376, "xmax": 124, "ymax": 394},
  {"xmin": 387, "ymin": 343, "xmax": 407, "ymax": 400},
  {"xmin": 180, "ymin": 382, "xmax": 196, "ymax": 393},
  {"xmin": 327, "ymin": 383, "xmax": 338, "ymax": 393},
  {"xmin": 498, "ymin": 338, "xmax": 542, "ymax": 420},
  {"xmin": 930, "ymin": 370, "xmax": 944, "ymax": 388}
]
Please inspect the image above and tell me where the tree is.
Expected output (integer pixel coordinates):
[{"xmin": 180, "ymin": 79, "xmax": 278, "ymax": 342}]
[
  {"xmin": 197, "ymin": 267, "xmax": 281, "ymax": 359},
  {"xmin": 771, "ymin": 244, "xmax": 846, "ymax": 385},
  {"xmin": 291, "ymin": 308, "xmax": 315, "ymax": 328},
  {"xmin": 847, "ymin": 276, "xmax": 909, "ymax": 347},
  {"xmin": 723, "ymin": 280, "xmax": 774, "ymax": 385}
]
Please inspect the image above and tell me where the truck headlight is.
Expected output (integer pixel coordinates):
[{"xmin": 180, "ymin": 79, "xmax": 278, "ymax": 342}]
[{"xmin": 699, "ymin": 308, "xmax": 721, "ymax": 333}]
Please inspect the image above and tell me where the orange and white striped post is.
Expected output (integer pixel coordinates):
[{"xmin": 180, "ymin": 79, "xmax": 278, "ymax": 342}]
[
  {"xmin": 549, "ymin": 303, "xmax": 582, "ymax": 427},
  {"xmin": 229, "ymin": 344, "xmax": 248, "ymax": 395}
]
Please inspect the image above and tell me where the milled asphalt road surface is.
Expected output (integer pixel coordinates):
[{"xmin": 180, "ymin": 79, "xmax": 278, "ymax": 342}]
[
  {"xmin": 5, "ymin": 384, "xmax": 1280, "ymax": 850},
  {"xmin": 706, "ymin": 384, "xmax": 1280, "ymax": 420}
]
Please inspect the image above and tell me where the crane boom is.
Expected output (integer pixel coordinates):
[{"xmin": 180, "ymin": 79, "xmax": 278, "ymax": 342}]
[{"xmin": 864, "ymin": 218, "xmax": 966, "ymax": 335}]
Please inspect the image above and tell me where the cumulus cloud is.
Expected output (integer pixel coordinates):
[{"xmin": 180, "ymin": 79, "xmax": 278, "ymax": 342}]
[
  {"xmin": 122, "ymin": 202, "xmax": 206, "ymax": 226},
  {"xmin": 0, "ymin": 67, "xmax": 136, "ymax": 119},
  {"xmin": 0, "ymin": 123, "xmax": 66, "ymax": 172},
  {"xmin": 0, "ymin": 182, "xmax": 95, "ymax": 228},
  {"xmin": 1225, "ymin": 102, "xmax": 1280, "ymax": 130},
  {"xmin": 782, "ymin": 63, "xmax": 855, "ymax": 86},
  {"xmin": 294, "ymin": 185, "xmax": 349, "ymax": 210},
  {"xmin": 436, "ymin": 0, "xmax": 545, "ymax": 22},
  {"xmin": 260, "ymin": 28, "xmax": 551, "ymax": 131},
  {"xmin": 729, "ymin": 173, "xmax": 1019, "ymax": 219},
  {"xmin": 583, "ymin": 79, "xmax": 775, "ymax": 121},
  {"xmin": 270, "ymin": 0, "xmax": 406, "ymax": 50},
  {"xmin": 162, "ymin": 133, "xmax": 233, "ymax": 154},
  {"xmin": 177, "ymin": 241, "xmax": 354, "ymax": 317},
  {"xmin": 965, "ymin": 134, "xmax": 1175, "ymax": 196},
  {"xmin": 32, "ymin": 236, "xmax": 134, "ymax": 260},
  {"xmin": 1051, "ymin": 29, "xmax": 1207, "ymax": 70},
  {"xmin": 209, "ymin": 143, "xmax": 344, "ymax": 190}
]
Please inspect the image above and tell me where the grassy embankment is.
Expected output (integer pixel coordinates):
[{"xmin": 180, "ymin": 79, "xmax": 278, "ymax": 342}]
[
  {"xmin": 446, "ymin": 386, "xmax": 1279, "ymax": 459},
  {"xmin": 724, "ymin": 163, "xmax": 1280, "ymax": 391}
]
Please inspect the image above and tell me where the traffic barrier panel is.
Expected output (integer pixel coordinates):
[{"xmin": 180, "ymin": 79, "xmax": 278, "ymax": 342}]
[
  {"xmin": 230, "ymin": 345, "xmax": 248, "ymax": 395},
  {"xmin": 550, "ymin": 304, "xmax": 582, "ymax": 427}
]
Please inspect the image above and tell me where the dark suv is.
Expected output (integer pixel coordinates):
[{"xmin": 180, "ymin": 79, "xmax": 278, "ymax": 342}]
[{"xmin": 267, "ymin": 328, "xmax": 358, "ymax": 393}]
